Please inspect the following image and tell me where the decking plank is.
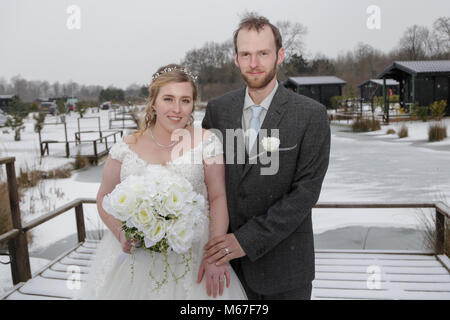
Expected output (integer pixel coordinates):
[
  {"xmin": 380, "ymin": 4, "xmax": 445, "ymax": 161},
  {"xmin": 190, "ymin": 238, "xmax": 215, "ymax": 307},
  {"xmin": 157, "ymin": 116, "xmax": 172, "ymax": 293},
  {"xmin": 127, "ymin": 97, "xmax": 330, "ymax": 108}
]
[
  {"xmin": 41, "ymin": 269, "xmax": 88, "ymax": 281},
  {"xmin": 75, "ymin": 247, "xmax": 96, "ymax": 255},
  {"xmin": 312, "ymin": 288, "xmax": 450, "ymax": 300},
  {"xmin": 313, "ymin": 279, "xmax": 450, "ymax": 291},
  {"xmin": 5, "ymin": 291, "xmax": 69, "ymax": 300},
  {"xmin": 50, "ymin": 262, "xmax": 90, "ymax": 274},
  {"xmin": 316, "ymin": 265, "xmax": 447, "ymax": 274},
  {"xmin": 68, "ymin": 251, "xmax": 94, "ymax": 260},
  {"xmin": 316, "ymin": 271, "xmax": 450, "ymax": 281},
  {"xmin": 315, "ymin": 253, "xmax": 435, "ymax": 260},
  {"xmin": 59, "ymin": 256, "xmax": 92, "ymax": 267},
  {"xmin": 18, "ymin": 276, "xmax": 77, "ymax": 299},
  {"xmin": 315, "ymin": 259, "xmax": 441, "ymax": 267}
]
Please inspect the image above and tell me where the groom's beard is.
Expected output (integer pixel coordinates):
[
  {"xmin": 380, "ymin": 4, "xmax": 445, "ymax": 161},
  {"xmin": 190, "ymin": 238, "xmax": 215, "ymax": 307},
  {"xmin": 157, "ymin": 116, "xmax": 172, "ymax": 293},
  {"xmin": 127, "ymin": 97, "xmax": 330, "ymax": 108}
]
[{"xmin": 240, "ymin": 59, "xmax": 278, "ymax": 90}]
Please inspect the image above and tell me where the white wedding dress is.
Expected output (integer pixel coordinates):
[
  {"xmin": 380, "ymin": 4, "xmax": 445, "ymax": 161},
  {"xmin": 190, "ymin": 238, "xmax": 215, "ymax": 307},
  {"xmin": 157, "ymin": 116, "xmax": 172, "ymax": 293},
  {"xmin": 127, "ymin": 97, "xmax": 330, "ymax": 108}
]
[{"xmin": 78, "ymin": 131, "xmax": 247, "ymax": 300}]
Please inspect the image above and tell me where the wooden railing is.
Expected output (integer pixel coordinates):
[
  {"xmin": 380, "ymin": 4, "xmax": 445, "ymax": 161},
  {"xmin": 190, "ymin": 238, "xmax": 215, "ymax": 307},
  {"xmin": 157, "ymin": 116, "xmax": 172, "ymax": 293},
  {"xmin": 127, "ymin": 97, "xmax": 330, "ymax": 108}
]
[
  {"xmin": 0, "ymin": 156, "xmax": 96, "ymax": 285},
  {"xmin": 108, "ymin": 109, "xmax": 139, "ymax": 129},
  {"xmin": 315, "ymin": 202, "xmax": 450, "ymax": 255},
  {"xmin": 1, "ymin": 156, "xmax": 449, "ymax": 286},
  {"xmin": 0, "ymin": 157, "xmax": 31, "ymax": 285},
  {"xmin": 40, "ymin": 130, "xmax": 123, "ymax": 159}
]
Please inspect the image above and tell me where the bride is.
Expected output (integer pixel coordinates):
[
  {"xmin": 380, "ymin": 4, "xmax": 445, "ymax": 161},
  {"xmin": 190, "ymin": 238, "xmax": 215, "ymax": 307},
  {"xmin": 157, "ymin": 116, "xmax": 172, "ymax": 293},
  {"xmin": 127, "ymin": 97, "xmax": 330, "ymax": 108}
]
[{"xmin": 79, "ymin": 64, "xmax": 247, "ymax": 300}]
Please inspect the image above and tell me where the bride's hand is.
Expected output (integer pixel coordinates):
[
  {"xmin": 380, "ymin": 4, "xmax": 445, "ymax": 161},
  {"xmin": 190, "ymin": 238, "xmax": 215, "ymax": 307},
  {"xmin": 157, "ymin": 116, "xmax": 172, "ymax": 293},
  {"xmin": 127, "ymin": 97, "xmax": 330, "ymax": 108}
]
[
  {"xmin": 197, "ymin": 259, "xmax": 230, "ymax": 298},
  {"xmin": 119, "ymin": 230, "xmax": 141, "ymax": 254}
]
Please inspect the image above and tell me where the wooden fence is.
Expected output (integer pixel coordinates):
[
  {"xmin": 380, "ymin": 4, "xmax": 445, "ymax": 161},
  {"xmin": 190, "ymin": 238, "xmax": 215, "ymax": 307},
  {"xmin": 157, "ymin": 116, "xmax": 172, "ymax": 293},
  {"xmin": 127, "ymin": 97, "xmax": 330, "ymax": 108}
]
[{"xmin": 40, "ymin": 130, "xmax": 123, "ymax": 163}]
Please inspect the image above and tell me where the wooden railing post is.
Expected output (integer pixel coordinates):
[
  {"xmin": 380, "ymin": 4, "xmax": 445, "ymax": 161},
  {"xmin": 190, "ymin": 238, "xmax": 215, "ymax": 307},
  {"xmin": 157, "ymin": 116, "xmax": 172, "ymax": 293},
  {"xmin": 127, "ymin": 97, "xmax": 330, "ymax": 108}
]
[
  {"xmin": 435, "ymin": 206, "xmax": 446, "ymax": 255},
  {"xmin": 5, "ymin": 160, "xmax": 31, "ymax": 285},
  {"xmin": 93, "ymin": 140, "xmax": 98, "ymax": 158},
  {"xmin": 65, "ymin": 142, "xmax": 70, "ymax": 158},
  {"xmin": 75, "ymin": 203, "xmax": 86, "ymax": 243}
]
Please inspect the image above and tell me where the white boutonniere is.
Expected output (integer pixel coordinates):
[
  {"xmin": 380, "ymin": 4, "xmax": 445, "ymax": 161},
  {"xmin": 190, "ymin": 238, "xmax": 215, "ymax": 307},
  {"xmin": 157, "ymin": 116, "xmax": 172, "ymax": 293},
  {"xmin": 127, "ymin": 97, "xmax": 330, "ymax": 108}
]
[{"xmin": 261, "ymin": 137, "xmax": 280, "ymax": 152}]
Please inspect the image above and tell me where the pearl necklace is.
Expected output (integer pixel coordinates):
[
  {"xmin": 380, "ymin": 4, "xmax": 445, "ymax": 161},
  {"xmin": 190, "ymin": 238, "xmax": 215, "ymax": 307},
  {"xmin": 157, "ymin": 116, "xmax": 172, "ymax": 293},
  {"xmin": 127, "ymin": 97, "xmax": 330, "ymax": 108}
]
[{"xmin": 149, "ymin": 127, "xmax": 180, "ymax": 148}]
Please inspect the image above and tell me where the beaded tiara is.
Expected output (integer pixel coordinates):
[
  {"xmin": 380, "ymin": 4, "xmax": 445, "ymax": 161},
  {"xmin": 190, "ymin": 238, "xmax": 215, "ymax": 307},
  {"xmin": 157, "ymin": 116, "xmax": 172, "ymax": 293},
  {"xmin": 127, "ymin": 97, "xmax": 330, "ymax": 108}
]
[{"xmin": 152, "ymin": 66, "xmax": 198, "ymax": 82}]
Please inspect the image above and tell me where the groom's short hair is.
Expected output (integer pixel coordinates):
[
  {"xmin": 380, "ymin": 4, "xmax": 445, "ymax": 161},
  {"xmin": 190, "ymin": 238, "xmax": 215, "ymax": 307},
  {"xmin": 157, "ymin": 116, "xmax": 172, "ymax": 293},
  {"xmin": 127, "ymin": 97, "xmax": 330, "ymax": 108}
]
[{"xmin": 233, "ymin": 13, "xmax": 283, "ymax": 54}]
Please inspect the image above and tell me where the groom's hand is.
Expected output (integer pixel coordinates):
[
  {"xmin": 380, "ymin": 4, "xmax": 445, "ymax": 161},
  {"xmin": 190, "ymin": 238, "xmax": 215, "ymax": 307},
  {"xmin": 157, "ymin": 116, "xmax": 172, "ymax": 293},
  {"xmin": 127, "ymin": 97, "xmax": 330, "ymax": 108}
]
[{"xmin": 203, "ymin": 233, "xmax": 245, "ymax": 266}]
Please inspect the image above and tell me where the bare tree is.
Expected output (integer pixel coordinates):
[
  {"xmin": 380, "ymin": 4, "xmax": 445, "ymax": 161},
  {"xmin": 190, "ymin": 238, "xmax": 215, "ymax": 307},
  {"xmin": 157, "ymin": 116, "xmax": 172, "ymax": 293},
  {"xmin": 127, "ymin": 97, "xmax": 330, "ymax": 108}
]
[
  {"xmin": 431, "ymin": 17, "xmax": 450, "ymax": 55},
  {"xmin": 52, "ymin": 81, "xmax": 61, "ymax": 98},
  {"xmin": 11, "ymin": 75, "xmax": 29, "ymax": 101},
  {"xmin": 397, "ymin": 25, "xmax": 430, "ymax": 60},
  {"xmin": 276, "ymin": 20, "xmax": 308, "ymax": 62},
  {"xmin": 39, "ymin": 81, "xmax": 51, "ymax": 99}
]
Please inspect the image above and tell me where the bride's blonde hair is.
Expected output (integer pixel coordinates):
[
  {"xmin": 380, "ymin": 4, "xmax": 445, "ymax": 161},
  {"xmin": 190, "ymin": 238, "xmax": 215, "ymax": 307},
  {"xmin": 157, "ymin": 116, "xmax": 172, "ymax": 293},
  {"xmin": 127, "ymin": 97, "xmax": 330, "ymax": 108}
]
[{"xmin": 132, "ymin": 64, "xmax": 198, "ymax": 141}]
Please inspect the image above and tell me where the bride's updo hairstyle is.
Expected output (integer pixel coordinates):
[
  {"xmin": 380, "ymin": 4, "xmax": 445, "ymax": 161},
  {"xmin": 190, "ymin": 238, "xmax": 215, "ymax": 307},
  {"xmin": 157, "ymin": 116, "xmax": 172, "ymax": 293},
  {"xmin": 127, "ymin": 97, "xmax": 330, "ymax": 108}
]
[{"xmin": 139, "ymin": 64, "xmax": 198, "ymax": 134}]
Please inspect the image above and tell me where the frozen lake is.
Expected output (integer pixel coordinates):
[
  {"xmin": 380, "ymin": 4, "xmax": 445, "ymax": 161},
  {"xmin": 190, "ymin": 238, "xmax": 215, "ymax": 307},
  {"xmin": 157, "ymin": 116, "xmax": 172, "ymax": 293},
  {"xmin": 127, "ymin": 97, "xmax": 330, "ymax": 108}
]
[
  {"xmin": 322, "ymin": 124, "xmax": 450, "ymax": 203},
  {"xmin": 72, "ymin": 120, "xmax": 450, "ymax": 204}
]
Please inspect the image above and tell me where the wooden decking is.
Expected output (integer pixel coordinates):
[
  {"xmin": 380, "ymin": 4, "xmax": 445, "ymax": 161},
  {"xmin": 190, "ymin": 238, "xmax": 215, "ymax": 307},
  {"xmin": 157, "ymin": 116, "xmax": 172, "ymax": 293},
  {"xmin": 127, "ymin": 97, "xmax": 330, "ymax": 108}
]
[
  {"xmin": 2, "ymin": 241, "xmax": 450, "ymax": 300},
  {"xmin": 313, "ymin": 250, "xmax": 450, "ymax": 299},
  {"xmin": 2, "ymin": 240, "xmax": 99, "ymax": 300}
]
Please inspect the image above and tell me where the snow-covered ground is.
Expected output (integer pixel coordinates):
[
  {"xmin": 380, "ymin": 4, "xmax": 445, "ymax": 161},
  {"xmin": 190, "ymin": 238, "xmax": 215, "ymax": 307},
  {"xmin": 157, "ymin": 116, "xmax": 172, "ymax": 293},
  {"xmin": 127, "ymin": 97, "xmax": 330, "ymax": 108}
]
[
  {"xmin": 1, "ymin": 109, "xmax": 449, "ymax": 294},
  {"xmin": 364, "ymin": 118, "xmax": 450, "ymax": 149}
]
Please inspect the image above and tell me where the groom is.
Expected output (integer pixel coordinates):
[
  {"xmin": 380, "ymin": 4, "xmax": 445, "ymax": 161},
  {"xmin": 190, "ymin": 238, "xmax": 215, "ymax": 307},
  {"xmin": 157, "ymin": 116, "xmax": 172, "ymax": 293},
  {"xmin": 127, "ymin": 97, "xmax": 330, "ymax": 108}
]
[{"xmin": 201, "ymin": 14, "xmax": 330, "ymax": 299}]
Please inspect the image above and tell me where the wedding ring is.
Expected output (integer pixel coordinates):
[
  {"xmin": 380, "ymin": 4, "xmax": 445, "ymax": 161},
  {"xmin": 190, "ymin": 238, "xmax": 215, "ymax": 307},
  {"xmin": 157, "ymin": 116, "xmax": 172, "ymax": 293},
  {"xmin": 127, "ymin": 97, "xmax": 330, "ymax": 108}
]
[
  {"xmin": 219, "ymin": 276, "xmax": 225, "ymax": 282},
  {"xmin": 225, "ymin": 248, "xmax": 230, "ymax": 255}
]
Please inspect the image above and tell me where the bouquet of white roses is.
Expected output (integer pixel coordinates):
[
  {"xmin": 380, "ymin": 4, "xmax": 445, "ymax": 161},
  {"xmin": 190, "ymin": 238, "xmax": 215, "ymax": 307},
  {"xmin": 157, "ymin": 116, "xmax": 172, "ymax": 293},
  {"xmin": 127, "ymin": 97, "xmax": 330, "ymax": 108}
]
[{"xmin": 102, "ymin": 165, "xmax": 207, "ymax": 255}]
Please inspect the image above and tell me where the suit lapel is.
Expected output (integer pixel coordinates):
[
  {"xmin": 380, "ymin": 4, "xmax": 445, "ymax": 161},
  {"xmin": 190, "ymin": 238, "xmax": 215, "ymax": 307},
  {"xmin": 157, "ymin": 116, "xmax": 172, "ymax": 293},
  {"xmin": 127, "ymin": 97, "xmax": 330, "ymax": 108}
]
[
  {"xmin": 228, "ymin": 87, "xmax": 246, "ymax": 130},
  {"xmin": 226, "ymin": 87, "xmax": 246, "ymax": 174},
  {"xmin": 240, "ymin": 85, "xmax": 289, "ymax": 181}
]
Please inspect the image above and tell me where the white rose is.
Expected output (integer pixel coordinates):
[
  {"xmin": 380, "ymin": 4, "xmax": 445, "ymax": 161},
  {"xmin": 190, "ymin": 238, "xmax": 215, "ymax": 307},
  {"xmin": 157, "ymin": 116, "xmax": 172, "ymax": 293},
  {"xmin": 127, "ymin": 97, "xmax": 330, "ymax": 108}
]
[
  {"xmin": 102, "ymin": 185, "xmax": 136, "ymax": 220},
  {"xmin": 144, "ymin": 217, "xmax": 167, "ymax": 243},
  {"xmin": 124, "ymin": 175, "xmax": 149, "ymax": 199},
  {"xmin": 167, "ymin": 218, "xmax": 194, "ymax": 254},
  {"xmin": 132, "ymin": 202, "xmax": 156, "ymax": 228},
  {"xmin": 164, "ymin": 185, "xmax": 187, "ymax": 216},
  {"xmin": 261, "ymin": 137, "xmax": 280, "ymax": 152}
]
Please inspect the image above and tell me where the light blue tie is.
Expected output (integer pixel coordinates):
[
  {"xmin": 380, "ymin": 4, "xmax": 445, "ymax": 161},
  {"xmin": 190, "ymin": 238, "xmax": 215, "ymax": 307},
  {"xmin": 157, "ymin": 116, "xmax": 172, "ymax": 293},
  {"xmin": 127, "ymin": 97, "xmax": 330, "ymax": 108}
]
[{"xmin": 248, "ymin": 105, "xmax": 263, "ymax": 150}]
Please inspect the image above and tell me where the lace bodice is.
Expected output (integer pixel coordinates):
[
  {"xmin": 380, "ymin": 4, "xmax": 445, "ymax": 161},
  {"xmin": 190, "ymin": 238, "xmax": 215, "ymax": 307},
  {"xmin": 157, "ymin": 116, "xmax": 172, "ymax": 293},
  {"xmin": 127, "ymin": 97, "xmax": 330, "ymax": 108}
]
[{"xmin": 109, "ymin": 129, "xmax": 224, "ymax": 202}]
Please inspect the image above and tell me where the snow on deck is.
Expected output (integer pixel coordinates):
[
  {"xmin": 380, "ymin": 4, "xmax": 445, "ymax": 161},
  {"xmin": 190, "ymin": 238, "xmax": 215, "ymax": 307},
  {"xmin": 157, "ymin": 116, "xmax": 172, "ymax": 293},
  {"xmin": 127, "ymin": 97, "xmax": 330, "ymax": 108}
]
[{"xmin": 1, "ymin": 240, "xmax": 449, "ymax": 300}]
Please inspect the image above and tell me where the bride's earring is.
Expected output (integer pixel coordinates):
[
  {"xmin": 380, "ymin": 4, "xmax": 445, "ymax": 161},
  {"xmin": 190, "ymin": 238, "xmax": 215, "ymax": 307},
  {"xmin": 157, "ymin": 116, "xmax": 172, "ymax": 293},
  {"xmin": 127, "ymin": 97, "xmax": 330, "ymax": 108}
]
[
  {"xmin": 185, "ymin": 113, "xmax": 194, "ymax": 128},
  {"xmin": 146, "ymin": 108, "xmax": 156, "ymax": 128}
]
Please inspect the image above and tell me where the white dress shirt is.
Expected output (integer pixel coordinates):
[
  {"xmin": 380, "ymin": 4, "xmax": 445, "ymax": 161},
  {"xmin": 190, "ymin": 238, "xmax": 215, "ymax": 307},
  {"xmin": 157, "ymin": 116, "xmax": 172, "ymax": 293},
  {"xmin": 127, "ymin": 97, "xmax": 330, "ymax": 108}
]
[{"xmin": 241, "ymin": 81, "xmax": 279, "ymax": 132}]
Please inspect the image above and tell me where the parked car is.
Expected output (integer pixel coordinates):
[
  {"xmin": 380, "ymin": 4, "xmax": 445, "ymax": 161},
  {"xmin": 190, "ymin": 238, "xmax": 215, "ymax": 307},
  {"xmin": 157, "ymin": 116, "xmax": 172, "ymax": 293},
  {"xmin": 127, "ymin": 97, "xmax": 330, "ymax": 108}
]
[
  {"xmin": 39, "ymin": 101, "xmax": 58, "ymax": 115},
  {"xmin": 66, "ymin": 102, "xmax": 76, "ymax": 111},
  {"xmin": 100, "ymin": 101, "xmax": 111, "ymax": 110}
]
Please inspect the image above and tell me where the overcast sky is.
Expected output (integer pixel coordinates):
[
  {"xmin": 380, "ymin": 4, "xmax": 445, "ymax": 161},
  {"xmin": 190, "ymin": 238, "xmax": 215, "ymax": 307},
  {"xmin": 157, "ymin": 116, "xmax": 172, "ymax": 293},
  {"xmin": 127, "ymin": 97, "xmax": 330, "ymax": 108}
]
[{"xmin": 0, "ymin": 0, "xmax": 448, "ymax": 89}]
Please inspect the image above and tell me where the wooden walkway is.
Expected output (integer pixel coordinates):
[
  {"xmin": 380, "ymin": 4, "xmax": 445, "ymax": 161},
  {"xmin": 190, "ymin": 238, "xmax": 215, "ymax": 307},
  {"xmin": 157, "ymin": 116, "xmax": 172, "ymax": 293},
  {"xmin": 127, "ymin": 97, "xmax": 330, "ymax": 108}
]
[{"xmin": 2, "ymin": 242, "xmax": 450, "ymax": 300}]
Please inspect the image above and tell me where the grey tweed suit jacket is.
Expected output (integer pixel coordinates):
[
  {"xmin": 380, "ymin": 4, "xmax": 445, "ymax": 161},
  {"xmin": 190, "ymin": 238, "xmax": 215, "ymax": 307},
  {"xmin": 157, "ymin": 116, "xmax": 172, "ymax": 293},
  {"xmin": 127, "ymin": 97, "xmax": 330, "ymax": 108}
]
[{"xmin": 202, "ymin": 84, "xmax": 330, "ymax": 295}]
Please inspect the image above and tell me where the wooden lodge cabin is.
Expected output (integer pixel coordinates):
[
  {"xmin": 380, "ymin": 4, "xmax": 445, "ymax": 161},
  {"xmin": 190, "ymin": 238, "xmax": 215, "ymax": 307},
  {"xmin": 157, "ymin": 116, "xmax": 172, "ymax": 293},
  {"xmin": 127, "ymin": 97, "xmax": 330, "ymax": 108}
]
[
  {"xmin": 358, "ymin": 79, "xmax": 399, "ymax": 102},
  {"xmin": 283, "ymin": 76, "xmax": 346, "ymax": 109},
  {"xmin": 377, "ymin": 60, "xmax": 450, "ymax": 115},
  {"xmin": 0, "ymin": 95, "xmax": 18, "ymax": 113}
]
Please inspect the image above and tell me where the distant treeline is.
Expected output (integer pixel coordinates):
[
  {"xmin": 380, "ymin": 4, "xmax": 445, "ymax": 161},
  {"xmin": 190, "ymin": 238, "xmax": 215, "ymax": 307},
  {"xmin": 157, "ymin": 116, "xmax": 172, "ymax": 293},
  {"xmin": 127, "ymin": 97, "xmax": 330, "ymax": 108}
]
[
  {"xmin": 1, "ymin": 16, "xmax": 448, "ymax": 102},
  {"xmin": 181, "ymin": 16, "xmax": 450, "ymax": 100},
  {"xmin": 0, "ymin": 78, "xmax": 148, "ymax": 104}
]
